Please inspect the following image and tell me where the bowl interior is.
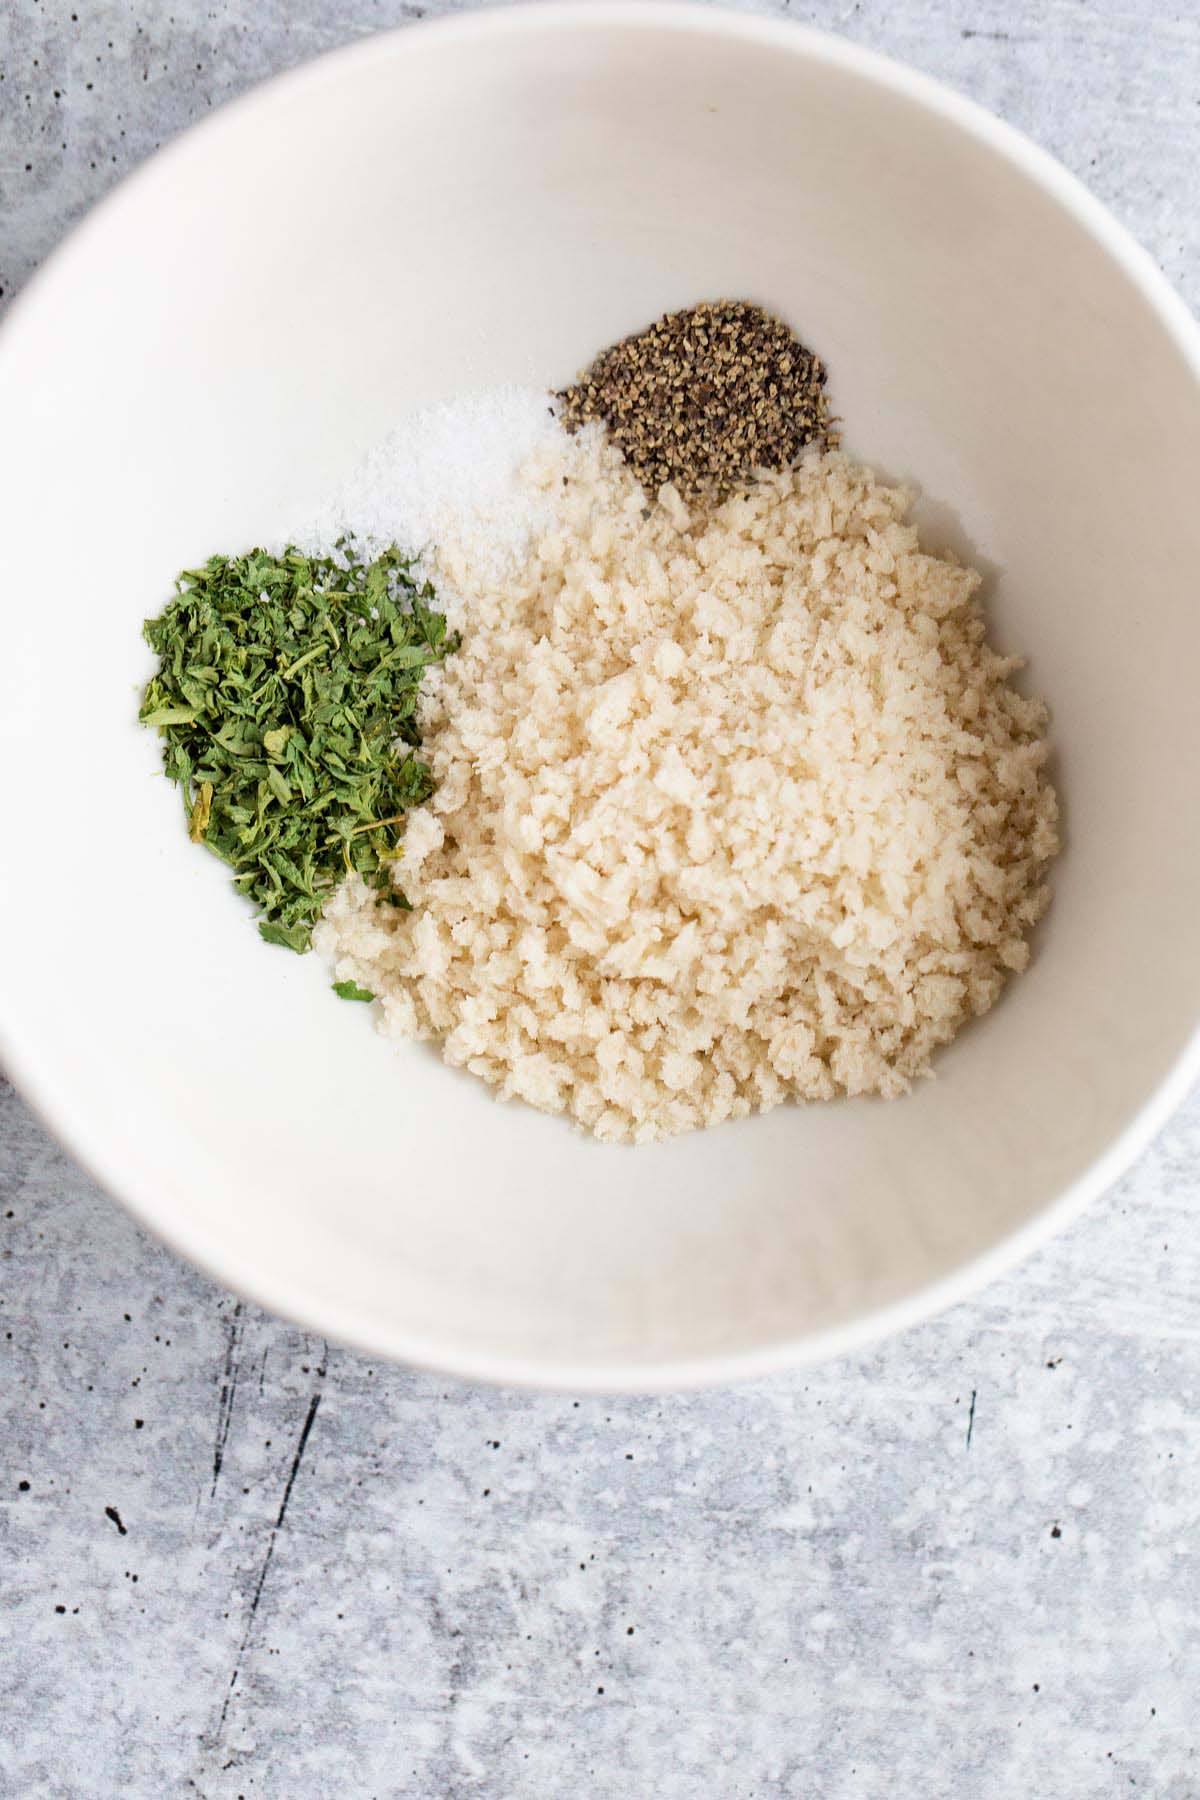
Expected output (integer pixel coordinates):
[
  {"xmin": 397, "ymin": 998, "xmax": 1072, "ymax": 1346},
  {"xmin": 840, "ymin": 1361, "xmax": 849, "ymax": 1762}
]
[{"xmin": 2, "ymin": 7, "xmax": 1199, "ymax": 1385}]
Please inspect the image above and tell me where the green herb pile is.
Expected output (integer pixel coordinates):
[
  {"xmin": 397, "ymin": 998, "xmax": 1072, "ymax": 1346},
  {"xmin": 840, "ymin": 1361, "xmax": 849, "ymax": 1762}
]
[{"xmin": 140, "ymin": 544, "xmax": 456, "ymax": 954}]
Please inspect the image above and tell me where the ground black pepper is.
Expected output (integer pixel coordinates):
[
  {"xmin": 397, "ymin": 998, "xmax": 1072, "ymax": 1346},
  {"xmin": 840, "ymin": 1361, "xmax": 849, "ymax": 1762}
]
[{"xmin": 557, "ymin": 299, "xmax": 834, "ymax": 503}]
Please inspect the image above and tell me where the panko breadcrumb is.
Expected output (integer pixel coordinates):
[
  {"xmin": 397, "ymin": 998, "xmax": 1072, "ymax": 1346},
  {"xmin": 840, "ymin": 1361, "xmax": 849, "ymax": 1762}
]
[{"xmin": 317, "ymin": 428, "xmax": 1058, "ymax": 1143}]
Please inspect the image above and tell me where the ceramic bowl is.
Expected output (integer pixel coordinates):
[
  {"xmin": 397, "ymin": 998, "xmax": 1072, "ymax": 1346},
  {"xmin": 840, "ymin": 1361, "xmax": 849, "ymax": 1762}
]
[{"xmin": 2, "ymin": 4, "xmax": 1199, "ymax": 1389}]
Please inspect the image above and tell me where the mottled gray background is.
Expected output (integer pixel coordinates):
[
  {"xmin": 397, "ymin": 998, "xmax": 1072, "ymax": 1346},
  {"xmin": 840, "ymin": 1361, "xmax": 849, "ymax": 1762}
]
[{"xmin": 2, "ymin": 1, "xmax": 1198, "ymax": 1794}]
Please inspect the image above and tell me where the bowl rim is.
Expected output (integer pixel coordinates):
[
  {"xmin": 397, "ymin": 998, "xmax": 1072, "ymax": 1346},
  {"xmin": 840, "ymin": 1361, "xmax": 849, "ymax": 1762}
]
[{"xmin": 3, "ymin": 0, "xmax": 1199, "ymax": 1393}]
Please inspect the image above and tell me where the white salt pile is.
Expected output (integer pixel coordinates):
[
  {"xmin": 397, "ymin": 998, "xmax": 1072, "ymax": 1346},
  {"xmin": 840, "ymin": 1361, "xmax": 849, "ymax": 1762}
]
[{"xmin": 289, "ymin": 385, "xmax": 560, "ymax": 581}]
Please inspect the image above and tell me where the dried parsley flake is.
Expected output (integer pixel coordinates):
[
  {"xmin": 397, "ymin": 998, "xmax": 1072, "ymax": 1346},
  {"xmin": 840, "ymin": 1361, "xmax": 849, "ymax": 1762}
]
[
  {"xmin": 332, "ymin": 979, "xmax": 376, "ymax": 1003},
  {"xmin": 140, "ymin": 543, "xmax": 455, "ymax": 952}
]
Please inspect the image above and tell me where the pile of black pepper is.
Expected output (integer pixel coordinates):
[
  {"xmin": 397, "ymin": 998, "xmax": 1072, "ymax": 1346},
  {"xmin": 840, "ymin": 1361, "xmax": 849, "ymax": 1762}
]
[{"xmin": 557, "ymin": 299, "xmax": 834, "ymax": 504}]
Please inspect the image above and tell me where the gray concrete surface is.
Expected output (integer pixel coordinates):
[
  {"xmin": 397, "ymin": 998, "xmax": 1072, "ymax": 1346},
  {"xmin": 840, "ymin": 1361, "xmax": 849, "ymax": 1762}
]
[{"xmin": 2, "ymin": 1, "xmax": 1199, "ymax": 1794}]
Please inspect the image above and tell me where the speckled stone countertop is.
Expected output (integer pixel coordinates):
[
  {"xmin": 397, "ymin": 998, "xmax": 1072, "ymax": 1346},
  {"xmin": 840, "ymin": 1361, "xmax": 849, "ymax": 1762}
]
[{"xmin": 2, "ymin": 3, "xmax": 1199, "ymax": 1794}]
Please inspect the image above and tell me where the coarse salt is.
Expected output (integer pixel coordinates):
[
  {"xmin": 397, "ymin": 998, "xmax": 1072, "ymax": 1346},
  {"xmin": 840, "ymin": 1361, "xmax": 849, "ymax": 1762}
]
[{"xmin": 287, "ymin": 385, "xmax": 561, "ymax": 585}]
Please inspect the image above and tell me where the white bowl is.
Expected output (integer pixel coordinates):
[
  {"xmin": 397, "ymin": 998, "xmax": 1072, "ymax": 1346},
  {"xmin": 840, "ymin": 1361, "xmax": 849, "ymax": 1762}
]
[{"xmin": 2, "ymin": 4, "xmax": 1199, "ymax": 1390}]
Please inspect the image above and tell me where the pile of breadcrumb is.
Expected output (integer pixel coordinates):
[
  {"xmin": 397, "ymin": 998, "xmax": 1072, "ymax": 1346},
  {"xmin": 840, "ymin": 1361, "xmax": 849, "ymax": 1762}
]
[{"xmin": 317, "ymin": 426, "xmax": 1058, "ymax": 1144}]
